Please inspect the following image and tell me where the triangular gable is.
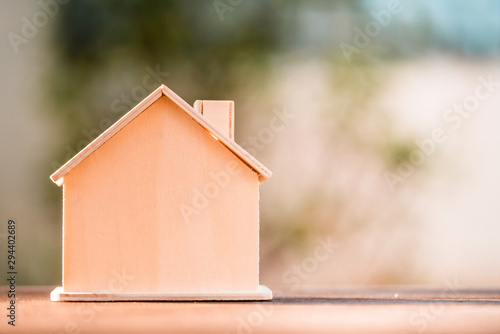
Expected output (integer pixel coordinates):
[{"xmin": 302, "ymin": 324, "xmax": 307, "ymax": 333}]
[{"xmin": 50, "ymin": 85, "xmax": 272, "ymax": 186}]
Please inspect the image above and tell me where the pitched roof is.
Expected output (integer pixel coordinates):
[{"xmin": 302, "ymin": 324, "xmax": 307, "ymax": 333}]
[{"xmin": 50, "ymin": 85, "xmax": 272, "ymax": 186}]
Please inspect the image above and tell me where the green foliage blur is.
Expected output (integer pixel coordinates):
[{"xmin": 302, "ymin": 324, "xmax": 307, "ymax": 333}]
[{"xmin": 34, "ymin": 0, "xmax": 500, "ymax": 286}]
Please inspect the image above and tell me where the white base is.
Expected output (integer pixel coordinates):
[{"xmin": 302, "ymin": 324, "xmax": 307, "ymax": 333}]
[{"xmin": 50, "ymin": 285, "xmax": 272, "ymax": 302}]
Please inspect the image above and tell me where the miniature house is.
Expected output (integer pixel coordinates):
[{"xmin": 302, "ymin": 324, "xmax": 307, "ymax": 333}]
[{"xmin": 50, "ymin": 84, "xmax": 272, "ymax": 301}]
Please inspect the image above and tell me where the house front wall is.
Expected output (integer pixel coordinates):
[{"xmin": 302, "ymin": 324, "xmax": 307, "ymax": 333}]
[{"xmin": 62, "ymin": 96, "xmax": 260, "ymax": 293}]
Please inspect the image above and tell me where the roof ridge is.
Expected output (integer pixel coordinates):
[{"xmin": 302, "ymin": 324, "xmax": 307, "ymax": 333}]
[{"xmin": 50, "ymin": 85, "xmax": 271, "ymax": 186}]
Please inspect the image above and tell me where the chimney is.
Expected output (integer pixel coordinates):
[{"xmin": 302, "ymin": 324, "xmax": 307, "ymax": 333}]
[{"xmin": 193, "ymin": 100, "xmax": 234, "ymax": 140}]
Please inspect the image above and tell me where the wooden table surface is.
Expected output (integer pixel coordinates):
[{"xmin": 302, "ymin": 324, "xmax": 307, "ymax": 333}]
[{"xmin": 1, "ymin": 286, "xmax": 500, "ymax": 333}]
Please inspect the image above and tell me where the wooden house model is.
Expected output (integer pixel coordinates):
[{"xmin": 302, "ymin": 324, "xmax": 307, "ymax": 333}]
[{"xmin": 49, "ymin": 84, "xmax": 272, "ymax": 301}]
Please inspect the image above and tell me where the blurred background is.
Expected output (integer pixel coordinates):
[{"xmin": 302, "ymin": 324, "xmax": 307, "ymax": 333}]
[{"xmin": 1, "ymin": 0, "xmax": 500, "ymax": 287}]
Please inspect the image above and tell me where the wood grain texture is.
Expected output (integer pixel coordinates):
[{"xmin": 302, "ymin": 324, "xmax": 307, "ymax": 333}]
[
  {"xmin": 63, "ymin": 96, "xmax": 260, "ymax": 293},
  {"xmin": 2, "ymin": 286, "xmax": 500, "ymax": 334}
]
